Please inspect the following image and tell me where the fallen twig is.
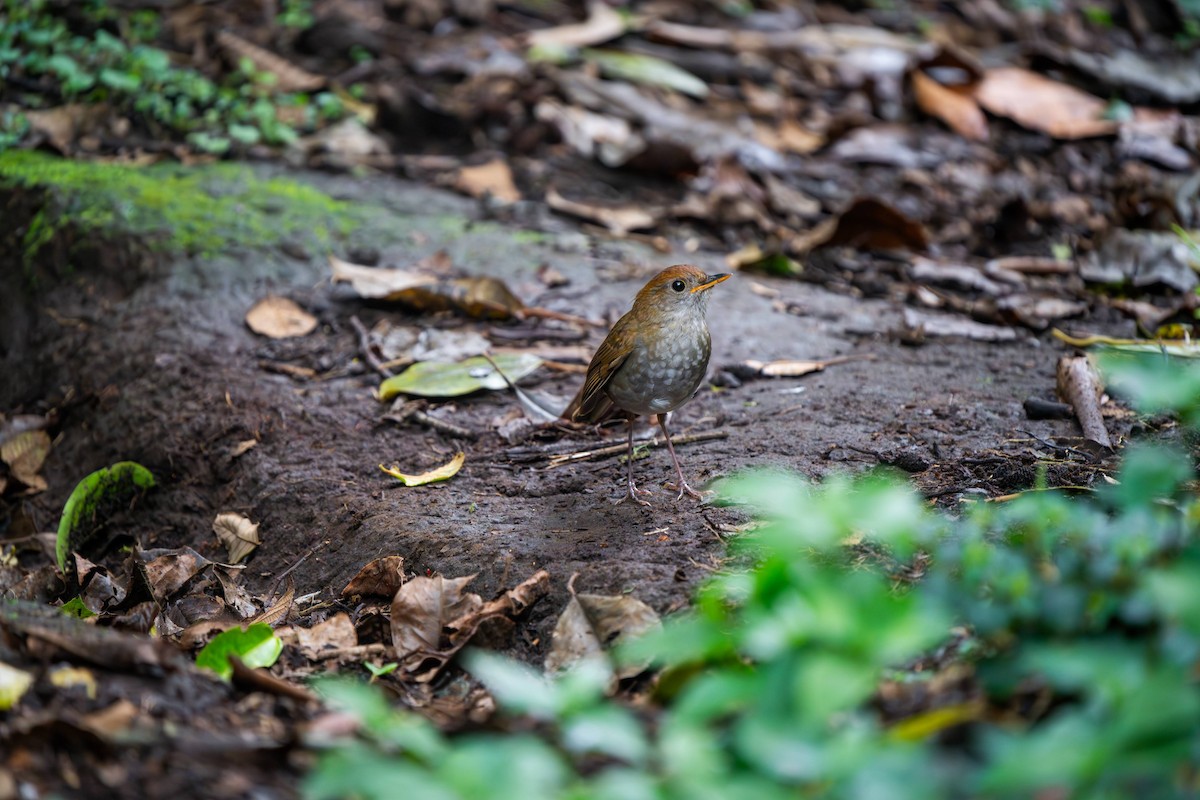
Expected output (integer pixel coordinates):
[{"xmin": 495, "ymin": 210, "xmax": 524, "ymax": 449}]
[
  {"xmin": 547, "ymin": 430, "xmax": 728, "ymax": 467},
  {"xmin": 1056, "ymin": 354, "xmax": 1112, "ymax": 450},
  {"xmin": 349, "ymin": 315, "xmax": 393, "ymax": 378},
  {"xmin": 384, "ymin": 399, "xmax": 479, "ymax": 440}
]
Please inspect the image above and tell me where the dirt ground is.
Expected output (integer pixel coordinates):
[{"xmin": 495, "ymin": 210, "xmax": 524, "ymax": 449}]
[
  {"xmin": 5, "ymin": 164, "xmax": 1099, "ymax": 621},
  {"xmin": 0, "ymin": 164, "xmax": 1131, "ymax": 797}
]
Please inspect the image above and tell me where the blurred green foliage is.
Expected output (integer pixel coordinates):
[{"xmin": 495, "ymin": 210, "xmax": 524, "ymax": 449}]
[
  {"xmin": 0, "ymin": 0, "xmax": 344, "ymax": 154},
  {"xmin": 305, "ymin": 352, "xmax": 1200, "ymax": 799}
]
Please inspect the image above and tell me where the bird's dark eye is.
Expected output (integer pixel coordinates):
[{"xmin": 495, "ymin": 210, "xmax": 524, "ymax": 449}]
[{"xmin": 670, "ymin": 279, "xmax": 686, "ymax": 293}]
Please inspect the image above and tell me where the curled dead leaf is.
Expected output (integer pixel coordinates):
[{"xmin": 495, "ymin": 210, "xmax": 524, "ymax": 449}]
[
  {"xmin": 245, "ymin": 296, "xmax": 318, "ymax": 339},
  {"xmin": 455, "ymin": 159, "xmax": 521, "ymax": 204},
  {"xmin": 974, "ymin": 67, "xmax": 1115, "ymax": 140},
  {"xmin": 545, "ymin": 579, "xmax": 661, "ymax": 679},
  {"xmin": 1, "ymin": 429, "xmax": 51, "ymax": 493},
  {"xmin": 379, "ymin": 452, "xmax": 465, "ymax": 486},
  {"xmin": 212, "ymin": 512, "xmax": 261, "ymax": 564},
  {"xmin": 342, "ymin": 556, "xmax": 407, "ymax": 598},
  {"xmin": 525, "ymin": 1, "xmax": 627, "ymax": 49},
  {"xmin": 391, "ymin": 574, "xmax": 483, "ymax": 662},
  {"xmin": 912, "ymin": 70, "xmax": 988, "ymax": 142},
  {"xmin": 545, "ymin": 186, "xmax": 660, "ymax": 237}
]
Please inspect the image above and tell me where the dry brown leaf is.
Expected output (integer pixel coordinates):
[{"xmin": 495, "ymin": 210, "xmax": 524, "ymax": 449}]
[
  {"xmin": 329, "ymin": 256, "xmax": 436, "ymax": 299},
  {"xmin": 24, "ymin": 105, "xmax": 106, "ymax": 153},
  {"xmin": 391, "ymin": 574, "xmax": 483, "ymax": 661},
  {"xmin": 78, "ymin": 699, "xmax": 140, "ymax": 739},
  {"xmin": 212, "ymin": 512, "xmax": 261, "ymax": 565},
  {"xmin": 215, "ymin": 30, "xmax": 325, "ymax": 93},
  {"xmin": 740, "ymin": 356, "xmax": 866, "ymax": 378},
  {"xmin": 1056, "ymin": 355, "xmax": 1113, "ymax": 449},
  {"xmin": 753, "ymin": 119, "xmax": 826, "ymax": 155},
  {"xmin": 399, "ymin": 278, "xmax": 525, "ymax": 320},
  {"xmin": 245, "ymin": 296, "xmax": 317, "ymax": 339},
  {"xmin": 1, "ymin": 429, "xmax": 51, "ymax": 490},
  {"xmin": 455, "ymin": 160, "xmax": 521, "ymax": 204},
  {"xmin": 974, "ymin": 67, "xmax": 1115, "ymax": 140},
  {"xmin": 545, "ymin": 582, "xmax": 661, "ymax": 678},
  {"xmin": 247, "ymin": 578, "xmax": 295, "ymax": 627},
  {"xmin": 791, "ymin": 198, "xmax": 929, "ymax": 255},
  {"xmin": 141, "ymin": 547, "xmax": 212, "ymax": 602},
  {"xmin": 912, "ymin": 70, "xmax": 989, "ymax": 141},
  {"xmin": 215, "ymin": 567, "xmax": 258, "ymax": 619},
  {"xmin": 230, "ymin": 439, "xmax": 258, "ymax": 458},
  {"xmin": 342, "ymin": 556, "xmax": 406, "ymax": 598},
  {"xmin": 392, "ymin": 570, "xmax": 550, "ymax": 682},
  {"xmin": 525, "ymin": 1, "xmax": 626, "ymax": 49},
  {"xmin": 295, "ymin": 612, "xmax": 358, "ymax": 658},
  {"xmin": 545, "ymin": 186, "xmax": 659, "ymax": 236}
]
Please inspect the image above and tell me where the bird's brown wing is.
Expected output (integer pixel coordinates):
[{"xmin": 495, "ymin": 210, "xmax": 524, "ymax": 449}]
[{"xmin": 562, "ymin": 312, "xmax": 635, "ymax": 423}]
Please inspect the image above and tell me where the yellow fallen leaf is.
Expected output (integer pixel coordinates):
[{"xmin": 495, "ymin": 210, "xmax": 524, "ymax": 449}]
[
  {"xmin": 888, "ymin": 701, "xmax": 984, "ymax": 741},
  {"xmin": 379, "ymin": 452, "xmax": 465, "ymax": 486}
]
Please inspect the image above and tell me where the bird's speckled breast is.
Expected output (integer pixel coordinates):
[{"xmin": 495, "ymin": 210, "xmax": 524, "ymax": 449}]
[{"xmin": 606, "ymin": 314, "xmax": 712, "ymax": 415}]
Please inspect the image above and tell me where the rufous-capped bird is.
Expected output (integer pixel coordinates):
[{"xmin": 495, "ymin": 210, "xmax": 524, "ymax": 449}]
[{"xmin": 563, "ymin": 265, "xmax": 731, "ymax": 504}]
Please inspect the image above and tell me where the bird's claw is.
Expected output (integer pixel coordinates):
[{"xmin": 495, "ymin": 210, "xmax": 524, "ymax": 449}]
[
  {"xmin": 618, "ymin": 478, "xmax": 653, "ymax": 506},
  {"xmin": 668, "ymin": 481, "xmax": 709, "ymax": 502}
]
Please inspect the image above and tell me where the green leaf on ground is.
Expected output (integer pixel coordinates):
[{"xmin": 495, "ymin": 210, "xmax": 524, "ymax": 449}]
[
  {"xmin": 56, "ymin": 461, "xmax": 155, "ymax": 572},
  {"xmin": 581, "ymin": 49, "xmax": 709, "ymax": 98},
  {"xmin": 379, "ymin": 354, "xmax": 543, "ymax": 400},
  {"xmin": 196, "ymin": 623, "xmax": 283, "ymax": 681}
]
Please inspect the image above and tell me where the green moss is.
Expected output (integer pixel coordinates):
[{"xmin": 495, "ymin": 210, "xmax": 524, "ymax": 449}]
[{"xmin": 0, "ymin": 150, "xmax": 361, "ymax": 262}]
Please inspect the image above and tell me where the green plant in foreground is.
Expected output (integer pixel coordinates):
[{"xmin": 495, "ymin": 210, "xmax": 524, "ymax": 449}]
[{"xmin": 306, "ymin": 352, "xmax": 1200, "ymax": 799}]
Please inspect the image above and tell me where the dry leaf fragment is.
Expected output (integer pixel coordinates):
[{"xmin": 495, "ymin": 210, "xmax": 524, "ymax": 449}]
[
  {"xmin": 245, "ymin": 296, "xmax": 318, "ymax": 339},
  {"xmin": 141, "ymin": 547, "xmax": 213, "ymax": 602},
  {"xmin": 525, "ymin": 1, "xmax": 627, "ymax": 49},
  {"xmin": 379, "ymin": 452, "xmax": 465, "ymax": 486},
  {"xmin": 740, "ymin": 355, "xmax": 867, "ymax": 378},
  {"xmin": 545, "ymin": 578, "xmax": 661, "ymax": 678},
  {"xmin": 295, "ymin": 612, "xmax": 358, "ymax": 658},
  {"xmin": 1056, "ymin": 355, "xmax": 1113, "ymax": 450},
  {"xmin": 216, "ymin": 30, "xmax": 325, "ymax": 93},
  {"xmin": 342, "ymin": 556, "xmax": 407, "ymax": 598},
  {"xmin": 545, "ymin": 186, "xmax": 659, "ymax": 236},
  {"xmin": 391, "ymin": 574, "xmax": 483, "ymax": 660},
  {"xmin": 1, "ymin": 429, "xmax": 51, "ymax": 491},
  {"xmin": 212, "ymin": 512, "xmax": 261, "ymax": 564},
  {"xmin": 455, "ymin": 159, "xmax": 521, "ymax": 204},
  {"xmin": 791, "ymin": 198, "xmax": 929, "ymax": 256},
  {"xmin": 330, "ymin": 256, "xmax": 437, "ymax": 299},
  {"xmin": 974, "ymin": 68, "xmax": 1115, "ymax": 140},
  {"xmin": 231, "ymin": 439, "xmax": 258, "ymax": 458},
  {"xmin": 912, "ymin": 69, "xmax": 989, "ymax": 141}
]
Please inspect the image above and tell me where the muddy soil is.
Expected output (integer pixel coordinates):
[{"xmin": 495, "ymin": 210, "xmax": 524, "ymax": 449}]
[{"xmin": 2, "ymin": 165, "xmax": 1111, "ymax": 639}]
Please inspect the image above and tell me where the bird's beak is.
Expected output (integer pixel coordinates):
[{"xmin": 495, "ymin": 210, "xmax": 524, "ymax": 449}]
[{"xmin": 691, "ymin": 273, "xmax": 732, "ymax": 294}]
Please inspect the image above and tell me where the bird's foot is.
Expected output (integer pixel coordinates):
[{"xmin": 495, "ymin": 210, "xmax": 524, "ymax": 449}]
[
  {"xmin": 668, "ymin": 480, "xmax": 710, "ymax": 502},
  {"xmin": 618, "ymin": 478, "xmax": 653, "ymax": 506}
]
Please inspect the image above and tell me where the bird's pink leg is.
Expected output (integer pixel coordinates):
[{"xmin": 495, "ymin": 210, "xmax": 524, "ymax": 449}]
[
  {"xmin": 658, "ymin": 416, "xmax": 705, "ymax": 500},
  {"xmin": 619, "ymin": 417, "xmax": 652, "ymax": 506}
]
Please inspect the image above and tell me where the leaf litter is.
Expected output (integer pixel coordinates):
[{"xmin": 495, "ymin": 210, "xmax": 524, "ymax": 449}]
[{"xmin": 3, "ymin": 0, "xmax": 1199, "ymax": 795}]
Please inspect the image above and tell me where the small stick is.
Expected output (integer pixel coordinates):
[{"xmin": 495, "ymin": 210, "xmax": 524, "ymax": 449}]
[
  {"xmin": 349, "ymin": 315, "xmax": 393, "ymax": 378},
  {"xmin": 547, "ymin": 430, "xmax": 728, "ymax": 467},
  {"xmin": 384, "ymin": 400, "xmax": 478, "ymax": 440}
]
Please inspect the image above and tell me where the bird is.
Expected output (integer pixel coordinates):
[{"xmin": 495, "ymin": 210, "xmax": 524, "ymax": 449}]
[{"xmin": 563, "ymin": 264, "xmax": 731, "ymax": 504}]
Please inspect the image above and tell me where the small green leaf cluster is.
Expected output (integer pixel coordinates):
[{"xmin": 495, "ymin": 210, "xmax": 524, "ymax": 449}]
[
  {"xmin": 0, "ymin": 0, "xmax": 344, "ymax": 154},
  {"xmin": 306, "ymin": 353, "xmax": 1200, "ymax": 799}
]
